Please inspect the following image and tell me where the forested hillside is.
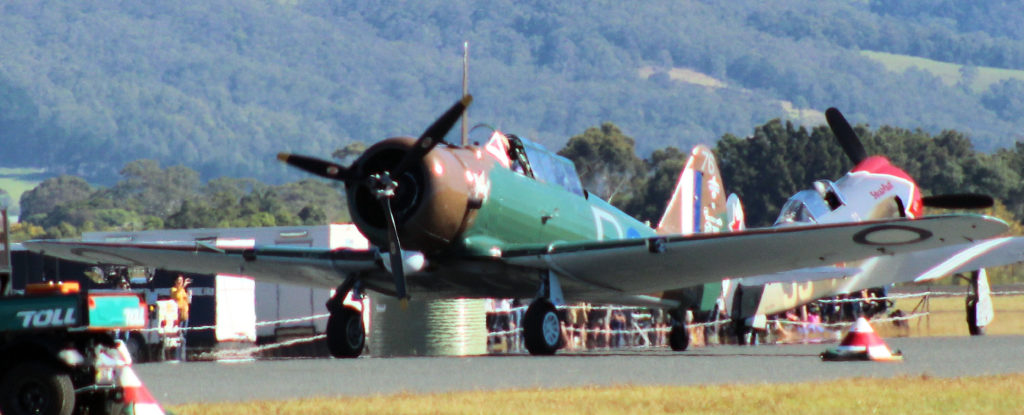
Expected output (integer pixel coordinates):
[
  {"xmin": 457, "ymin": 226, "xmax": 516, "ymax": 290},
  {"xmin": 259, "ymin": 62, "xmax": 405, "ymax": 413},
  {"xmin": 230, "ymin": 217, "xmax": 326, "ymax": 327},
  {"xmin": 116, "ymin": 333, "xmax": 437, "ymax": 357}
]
[{"xmin": 1, "ymin": 0, "xmax": 1023, "ymax": 186}]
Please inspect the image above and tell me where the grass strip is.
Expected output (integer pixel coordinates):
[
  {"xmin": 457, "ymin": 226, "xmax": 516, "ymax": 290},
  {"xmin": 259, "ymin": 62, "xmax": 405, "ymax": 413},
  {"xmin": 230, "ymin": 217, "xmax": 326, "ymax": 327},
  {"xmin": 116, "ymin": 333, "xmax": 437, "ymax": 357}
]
[{"xmin": 167, "ymin": 374, "xmax": 1024, "ymax": 415}]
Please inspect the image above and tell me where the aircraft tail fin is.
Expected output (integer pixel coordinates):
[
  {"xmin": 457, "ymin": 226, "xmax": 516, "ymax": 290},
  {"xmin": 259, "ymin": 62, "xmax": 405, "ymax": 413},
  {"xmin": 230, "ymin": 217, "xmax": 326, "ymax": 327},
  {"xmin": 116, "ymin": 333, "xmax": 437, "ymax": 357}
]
[
  {"xmin": 726, "ymin": 193, "xmax": 745, "ymax": 232},
  {"xmin": 656, "ymin": 145, "xmax": 729, "ymax": 235}
]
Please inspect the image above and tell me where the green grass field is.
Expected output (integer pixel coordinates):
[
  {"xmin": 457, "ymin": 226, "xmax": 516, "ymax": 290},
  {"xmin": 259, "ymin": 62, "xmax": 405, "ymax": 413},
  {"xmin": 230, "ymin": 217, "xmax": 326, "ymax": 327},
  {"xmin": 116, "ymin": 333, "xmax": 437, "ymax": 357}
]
[{"xmin": 862, "ymin": 50, "xmax": 1024, "ymax": 93}]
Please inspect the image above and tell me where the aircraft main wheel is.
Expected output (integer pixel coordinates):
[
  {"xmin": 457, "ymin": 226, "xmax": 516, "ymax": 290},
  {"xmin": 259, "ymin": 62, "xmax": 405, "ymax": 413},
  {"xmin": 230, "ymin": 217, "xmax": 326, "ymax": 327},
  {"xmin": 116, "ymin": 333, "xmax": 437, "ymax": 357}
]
[
  {"xmin": 524, "ymin": 299, "xmax": 562, "ymax": 355},
  {"xmin": 327, "ymin": 306, "xmax": 365, "ymax": 358},
  {"xmin": 0, "ymin": 361, "xmax": 74, "ymax": 415},
  {"xmin": 669, "ymin": 322, "xmax": 690, "ymax": 351}
]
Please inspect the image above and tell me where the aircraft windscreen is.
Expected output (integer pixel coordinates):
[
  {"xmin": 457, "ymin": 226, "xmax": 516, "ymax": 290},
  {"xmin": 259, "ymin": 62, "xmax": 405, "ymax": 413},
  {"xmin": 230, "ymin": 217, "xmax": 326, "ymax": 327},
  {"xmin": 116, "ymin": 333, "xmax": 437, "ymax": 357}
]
[
  {"xmin": 774, "ymin": 190, "xmax": 830, "ymax": 226},
  {"xmin": 519, "ymin": 138, "xmax": 584, "ymax": 196}
]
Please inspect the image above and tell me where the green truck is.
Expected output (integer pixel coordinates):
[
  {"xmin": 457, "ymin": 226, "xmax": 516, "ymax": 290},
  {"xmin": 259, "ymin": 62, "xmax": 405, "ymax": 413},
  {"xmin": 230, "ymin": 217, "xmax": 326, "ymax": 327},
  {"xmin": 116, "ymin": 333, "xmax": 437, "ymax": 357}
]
[{"xmin": 0, "ymin": 209, "xmax": 148, "ymax": 415}]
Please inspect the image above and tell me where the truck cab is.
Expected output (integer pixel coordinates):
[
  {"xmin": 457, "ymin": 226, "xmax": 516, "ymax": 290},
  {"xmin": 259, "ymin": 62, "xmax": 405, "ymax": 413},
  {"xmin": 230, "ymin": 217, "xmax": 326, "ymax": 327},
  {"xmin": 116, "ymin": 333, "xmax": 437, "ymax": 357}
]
[{"xmin": 0, "ymin": 208, "xmax": 148, "ymax": 415}]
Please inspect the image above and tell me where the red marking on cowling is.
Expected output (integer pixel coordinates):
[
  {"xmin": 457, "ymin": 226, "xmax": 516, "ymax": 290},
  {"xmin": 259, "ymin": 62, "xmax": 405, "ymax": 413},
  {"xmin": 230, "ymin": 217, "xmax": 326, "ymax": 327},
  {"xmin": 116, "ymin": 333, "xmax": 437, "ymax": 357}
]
[{"xmin": 852, "ymin": 156, "xmax": 923, "ymax": 218}]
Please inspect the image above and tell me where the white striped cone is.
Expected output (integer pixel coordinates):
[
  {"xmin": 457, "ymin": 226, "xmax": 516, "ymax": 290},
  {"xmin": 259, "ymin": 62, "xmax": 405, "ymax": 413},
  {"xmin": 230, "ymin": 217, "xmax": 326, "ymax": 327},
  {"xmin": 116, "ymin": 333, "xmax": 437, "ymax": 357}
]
[
  {"xmin": 118, "ymin": 365, "xmax": 165, "ymax": 415},
  {"xmin": 823, "ymin": 317, "xmax": 902, "ymax": 362}
]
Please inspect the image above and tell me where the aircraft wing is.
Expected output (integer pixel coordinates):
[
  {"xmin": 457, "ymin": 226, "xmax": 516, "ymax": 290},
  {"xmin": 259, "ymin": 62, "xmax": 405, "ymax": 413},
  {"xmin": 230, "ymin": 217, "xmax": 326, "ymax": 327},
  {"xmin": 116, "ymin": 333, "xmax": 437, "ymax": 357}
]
[
  {"xmin": 736, "ymin": 266, "xmax": 863, "ymax": 286},
  {"xmin": 22, "ymin": 241, "xmax": 379, "ymax": 290},
  {"xmin": 728, "ymin": 235, "xmax": 1024, "ymax": 296},
  {"xmin": 24, "ymin": 214, "xmax": 1008, "ymax": 300},
  {"xmin": 501, "ymin": 214, "xmax": 1009, "ymax": 295},
  {"xmin": 835, "ymin": 235, "xmax": 1024, "ymax": 293}
]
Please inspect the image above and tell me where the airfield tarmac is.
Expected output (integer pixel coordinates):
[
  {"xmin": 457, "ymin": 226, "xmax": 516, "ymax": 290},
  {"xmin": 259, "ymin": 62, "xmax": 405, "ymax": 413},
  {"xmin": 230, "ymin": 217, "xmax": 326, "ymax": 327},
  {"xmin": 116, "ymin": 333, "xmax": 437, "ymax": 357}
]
[{"xmin": 135, "ymin": 335, "xmax": 1024, "ymax": 405}]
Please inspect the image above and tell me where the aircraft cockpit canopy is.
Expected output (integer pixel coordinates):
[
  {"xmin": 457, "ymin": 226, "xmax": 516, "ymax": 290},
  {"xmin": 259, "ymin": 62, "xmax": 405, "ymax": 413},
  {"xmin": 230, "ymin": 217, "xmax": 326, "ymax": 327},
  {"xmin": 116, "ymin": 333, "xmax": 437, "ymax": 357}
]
[
  {"xmin": 775, "ymin": 190, "xmax": 828, "ymax": 225},
  {"xmin": 517, "ymin": 137, "xmax": 585, "ymax": 197},
  {"xmin": 773, "ymin": 180, "xmax": 846, "ymax": 226}
]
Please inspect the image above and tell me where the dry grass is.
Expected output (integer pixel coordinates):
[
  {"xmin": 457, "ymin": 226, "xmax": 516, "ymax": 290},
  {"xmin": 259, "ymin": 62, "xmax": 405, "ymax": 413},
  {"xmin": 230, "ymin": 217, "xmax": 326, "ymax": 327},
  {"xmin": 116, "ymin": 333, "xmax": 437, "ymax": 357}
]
[
  {"xmin": 862, "ymin": 50, "xmax": 1024, "ymax": 93},
  {"xmin": 167, "ymin": 374, "xmax": 1024, "ymax": 415},
  {"xmin": 875, "ymin": 295, "xmax": 1024, "ymax": 338}
]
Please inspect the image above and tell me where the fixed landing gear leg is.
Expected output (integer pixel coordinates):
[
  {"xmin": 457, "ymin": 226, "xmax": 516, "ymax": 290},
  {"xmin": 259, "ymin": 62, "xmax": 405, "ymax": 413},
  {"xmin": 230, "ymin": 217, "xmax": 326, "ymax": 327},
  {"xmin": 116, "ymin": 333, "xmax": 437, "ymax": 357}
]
[
  {"xmin": 966, "ymin": 269, "xmax": 993, "ymax": 336},
  {"xmin": 325, "ymin": 276, "xmax": 365, "ymax": 358},
  {"xmin": 732, "ymin": 318, "xmax": 752, "ymax": 346}
]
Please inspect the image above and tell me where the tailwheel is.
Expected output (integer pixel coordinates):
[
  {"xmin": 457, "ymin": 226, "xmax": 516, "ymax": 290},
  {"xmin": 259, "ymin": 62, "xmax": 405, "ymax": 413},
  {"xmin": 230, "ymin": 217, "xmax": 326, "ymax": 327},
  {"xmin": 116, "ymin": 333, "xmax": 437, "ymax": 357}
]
[
  {"xmin": 669, "ymin": 320, "xmax": 690, "ymax": 351},
  {"xmin": 523, "ymin": 299, "xmax": 562, "ymax": 355},
  {"xmin": 326, "ymin": 306, "xmax": 365, "ymax": 358}
]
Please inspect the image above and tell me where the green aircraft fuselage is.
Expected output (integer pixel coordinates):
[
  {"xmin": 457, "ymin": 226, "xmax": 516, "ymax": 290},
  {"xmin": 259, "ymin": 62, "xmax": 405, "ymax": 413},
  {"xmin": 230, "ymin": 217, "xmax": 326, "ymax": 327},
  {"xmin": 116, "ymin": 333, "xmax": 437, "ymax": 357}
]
[{"xmin": 345, "ymin": 133, "xmax": 719, "ymax": 312}]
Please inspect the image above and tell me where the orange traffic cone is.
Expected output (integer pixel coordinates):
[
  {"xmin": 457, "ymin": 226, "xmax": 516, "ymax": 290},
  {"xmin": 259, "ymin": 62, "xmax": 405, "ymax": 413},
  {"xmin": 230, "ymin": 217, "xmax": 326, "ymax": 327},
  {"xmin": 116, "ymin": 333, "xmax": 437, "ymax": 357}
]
[
  {"xmin": 114, "ymin": 342, "xmax": 167, "ymax": 415},
  {"xmin": 821, "ymin": 317, "xmax": 903, "ymax": 362}
]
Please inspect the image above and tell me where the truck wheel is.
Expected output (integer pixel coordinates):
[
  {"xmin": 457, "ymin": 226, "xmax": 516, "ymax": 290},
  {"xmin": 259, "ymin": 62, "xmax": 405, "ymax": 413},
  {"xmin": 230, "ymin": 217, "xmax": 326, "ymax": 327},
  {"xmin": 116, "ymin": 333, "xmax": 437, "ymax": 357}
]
[
  {"xmin": 0, "ymin": 361, "xmax": 74, "ymax": 415},
  {"xmin": 125, "ymin": 333, "xmax": 148, "ymax": 363}
]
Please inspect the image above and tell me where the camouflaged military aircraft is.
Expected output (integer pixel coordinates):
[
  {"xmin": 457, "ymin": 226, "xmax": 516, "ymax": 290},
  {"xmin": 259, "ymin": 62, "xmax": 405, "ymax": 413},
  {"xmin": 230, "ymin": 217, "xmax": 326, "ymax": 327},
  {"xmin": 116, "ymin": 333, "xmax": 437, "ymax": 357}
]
[{"xmin": 24, "ymin": 97, "xmax": 1013, "ymax": 356}]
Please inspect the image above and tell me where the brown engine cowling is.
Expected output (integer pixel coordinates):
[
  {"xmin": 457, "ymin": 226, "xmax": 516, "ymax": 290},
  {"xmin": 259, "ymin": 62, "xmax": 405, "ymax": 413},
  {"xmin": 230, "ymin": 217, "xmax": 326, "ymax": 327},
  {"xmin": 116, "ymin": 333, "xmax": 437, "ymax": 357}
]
[{"xmin": 346, "ymin": 137, "xmax": 479, "ymax": 253}]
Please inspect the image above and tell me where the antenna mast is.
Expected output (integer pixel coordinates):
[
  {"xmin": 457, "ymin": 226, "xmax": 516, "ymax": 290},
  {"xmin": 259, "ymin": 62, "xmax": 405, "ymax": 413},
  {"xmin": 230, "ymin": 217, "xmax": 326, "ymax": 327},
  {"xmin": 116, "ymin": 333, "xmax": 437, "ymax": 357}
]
[{"xmin": 461, "ymin": 41, "xmax": 469, "ymax": 146}]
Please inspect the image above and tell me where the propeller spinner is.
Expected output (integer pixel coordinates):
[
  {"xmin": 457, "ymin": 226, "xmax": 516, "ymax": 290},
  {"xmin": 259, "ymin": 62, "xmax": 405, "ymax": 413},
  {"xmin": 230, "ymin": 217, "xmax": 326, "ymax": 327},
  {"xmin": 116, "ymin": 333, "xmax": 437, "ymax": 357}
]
[{"xmin": 277, "ymin": 95, "xmax": 473, "ymax": 300}]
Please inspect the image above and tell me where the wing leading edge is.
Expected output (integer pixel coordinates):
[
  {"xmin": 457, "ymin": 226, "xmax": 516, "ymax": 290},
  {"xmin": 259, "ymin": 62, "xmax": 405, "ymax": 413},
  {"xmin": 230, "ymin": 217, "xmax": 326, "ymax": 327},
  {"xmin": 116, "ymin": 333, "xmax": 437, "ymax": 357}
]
[
  {"xmin": 502, "ymin": 214, "xmax": 1009, "ymax": 295},
  {"xmin": 22, "ymin": 241, "xmax": 378, "ymax": 289},
  {"xmin": 24, "ymin": 214, "xmax": 1009, "ymax": 301}
]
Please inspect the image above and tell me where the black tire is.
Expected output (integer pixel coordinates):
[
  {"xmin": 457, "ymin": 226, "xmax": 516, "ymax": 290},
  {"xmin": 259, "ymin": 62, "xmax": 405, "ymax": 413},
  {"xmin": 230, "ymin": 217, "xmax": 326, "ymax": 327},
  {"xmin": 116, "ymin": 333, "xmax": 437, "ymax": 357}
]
[
  {"xmin": 125, "ymin": 333, "xmax": 148, "ymax": 363},
  {"xmin": 327, "ymin": 306, "xmax": 365, "ymax": 358},
  {"xmin": 0, "ymin": 361, "xmax": 74, "ymax": 415},
  {"xmin": 967, "ymin": 299, "xmax": 986, "ymax": 336},
  {"xmin": 669, "ymin": 322, "xmax": 690, "ymax": 351},
  {"xmin": 523, "ymin": 300, "xmax": 561, "ymax": 355},
  {"xmin": 732, "ymin": 319, "xmax": 752, "ymax": 346}
]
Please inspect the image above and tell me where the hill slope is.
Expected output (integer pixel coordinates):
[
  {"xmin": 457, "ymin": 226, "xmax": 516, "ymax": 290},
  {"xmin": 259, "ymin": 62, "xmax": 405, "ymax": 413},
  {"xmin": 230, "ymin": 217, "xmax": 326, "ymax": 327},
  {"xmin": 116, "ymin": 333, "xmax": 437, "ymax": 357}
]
[{"xmin": 1, "ymin": 0, "xmax": 1022, "ymax": 184}]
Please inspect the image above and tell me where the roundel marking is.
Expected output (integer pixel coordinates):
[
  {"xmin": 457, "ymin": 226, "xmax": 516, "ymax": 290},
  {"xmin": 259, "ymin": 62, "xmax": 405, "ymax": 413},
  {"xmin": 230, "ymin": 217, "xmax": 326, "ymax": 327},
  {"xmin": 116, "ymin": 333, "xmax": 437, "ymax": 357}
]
[{"xmin": 852, "ymin": 225, "xmax": 932, "ymax": 246}]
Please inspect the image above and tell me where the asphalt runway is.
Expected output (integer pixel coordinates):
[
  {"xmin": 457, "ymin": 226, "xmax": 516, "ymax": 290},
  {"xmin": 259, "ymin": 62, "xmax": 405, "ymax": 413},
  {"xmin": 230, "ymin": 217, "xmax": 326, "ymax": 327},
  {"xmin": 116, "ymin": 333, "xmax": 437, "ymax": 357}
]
[{"xmin": 135, "ymin": 335, "xmax": 1024, "ymax": 405}]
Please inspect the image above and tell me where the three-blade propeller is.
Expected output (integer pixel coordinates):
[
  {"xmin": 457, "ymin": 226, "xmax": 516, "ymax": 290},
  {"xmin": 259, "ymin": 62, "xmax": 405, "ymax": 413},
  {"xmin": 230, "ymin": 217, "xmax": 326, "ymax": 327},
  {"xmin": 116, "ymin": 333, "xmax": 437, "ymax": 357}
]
[
  {"xmin": 825, "ymin": 107, "xmax": 993, "ymax": 210},
  {"xmin": 277, "ymin": 95, "xmax": 473, "ymax": 300}
]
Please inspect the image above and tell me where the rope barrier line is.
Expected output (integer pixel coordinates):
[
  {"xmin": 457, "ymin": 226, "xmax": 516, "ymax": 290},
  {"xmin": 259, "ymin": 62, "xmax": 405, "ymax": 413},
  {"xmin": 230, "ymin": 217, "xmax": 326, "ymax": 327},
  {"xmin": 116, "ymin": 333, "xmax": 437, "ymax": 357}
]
[
  {"xmin": 770, "ymin": 311, "xmax": 930, "ymax": 330},
  {"xmin": 816, "ymin": 290, "xmax": 1024, "ymax": 304},
  {"xmin": 155, "ymin": 289, "xmax": 1021, "ymax": 358},
  {"xmin": 142, "ymin": 290, "xmax": 1019, "ymax": 335},
  {"xmin": 199, "ymin": 309, "xmax": 933, "ymax": 358},
  {"xmin": 134, "ymin": 313, "xmax": 331, "ymax": 334},
  {"xmin": 196, "ymin": 333, "xmax": 329, "ymax": 361}
]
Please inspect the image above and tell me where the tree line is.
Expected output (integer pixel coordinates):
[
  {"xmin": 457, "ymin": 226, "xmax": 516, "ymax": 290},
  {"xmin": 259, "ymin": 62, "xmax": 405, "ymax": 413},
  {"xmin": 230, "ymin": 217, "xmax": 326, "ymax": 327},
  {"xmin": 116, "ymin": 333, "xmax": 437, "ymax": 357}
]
[
  {"xmin": 10, "ymin": 159, "xmax": 349, "ymax": 242},
  {"xmin": 557, "ymin": 119, "xmax": 1024, "ymax": 230},
  {"xmin": 14, "ymin": 117, "xmax": 1024, "ymax": 239},
  {"xmin": 10, "ymin": 117, "xmax": 1024, "ymax": 282}
]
